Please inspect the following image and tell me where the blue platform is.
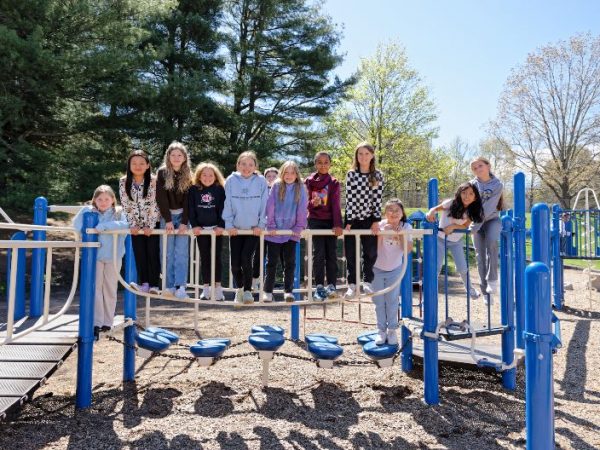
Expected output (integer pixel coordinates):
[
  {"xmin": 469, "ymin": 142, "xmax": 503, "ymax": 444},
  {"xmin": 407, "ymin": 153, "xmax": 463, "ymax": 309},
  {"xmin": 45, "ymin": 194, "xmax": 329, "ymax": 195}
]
[
  {"xmin": 136, "ymin": 331, "xmax": 171, "ymax": 352},
  {"xmin": 145, "ymin": 327, "xmax": 179, "ymax": 344},
  {"xmin": 251, "ymin": 325, "xmax": 285, "ymax": 335},
  {"xmin": 357, "ymin": 330, "xmax": 379, "ymax": 345},
  {"xmin": 190, "ymin": 340, "xmax": 228, "ymax": 358},
  {"xmin": 305, "ymin": 333, "xmax": 338, "ymax": 344},
  {"xmin": 307, "ymin": 342, "xmax": 343, "ymax": 360},
  {"xmin": 363, "ymin": 341, "xmax": 398, "ymax": 360},
  {"xmin": 248, "ymin": 332, "xmax": 285, "ymax": 351}
]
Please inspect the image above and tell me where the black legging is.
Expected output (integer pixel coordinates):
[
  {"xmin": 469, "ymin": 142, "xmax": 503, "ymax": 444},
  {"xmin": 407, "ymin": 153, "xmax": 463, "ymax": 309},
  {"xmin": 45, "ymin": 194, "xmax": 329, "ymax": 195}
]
[
  {"xmin": 230, "ymin": 235, "xmax": 258, "ymax": 291},
  {"xmin": 196, "ymin": 235, "xmax": 223, "ymax": 283},
  {"xmin": 131, "ymin": 234, "xmax": 161, "ymax": 287},
  {"xmin": 344, "ymin": 217, "xmax": 377, "ymax": 284}
]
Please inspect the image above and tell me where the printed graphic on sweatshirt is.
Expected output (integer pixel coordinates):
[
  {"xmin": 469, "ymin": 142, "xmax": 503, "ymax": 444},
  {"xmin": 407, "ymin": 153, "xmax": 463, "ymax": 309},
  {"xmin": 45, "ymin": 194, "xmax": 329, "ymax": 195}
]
[
  {"xmin": 311, "ymin": 185, "xmax": 329, "ymax": 206},
  {"xmin": 481, "ymin": 188, "xmax": 494, "ymax": 201}
]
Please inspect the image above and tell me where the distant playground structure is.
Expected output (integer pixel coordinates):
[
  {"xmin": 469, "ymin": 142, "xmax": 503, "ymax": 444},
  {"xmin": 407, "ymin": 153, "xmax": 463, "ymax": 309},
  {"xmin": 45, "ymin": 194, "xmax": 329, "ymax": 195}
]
[{"xmin": 2, "ymin": 172, "xmax": 599, "ymax": 450}]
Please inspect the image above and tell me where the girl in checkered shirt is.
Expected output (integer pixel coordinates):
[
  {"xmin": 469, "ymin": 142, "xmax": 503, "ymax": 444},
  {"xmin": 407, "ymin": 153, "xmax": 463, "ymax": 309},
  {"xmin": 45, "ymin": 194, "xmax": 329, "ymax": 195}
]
[{"xmin": 343, "ymin": 142, "xmax": 384, "ymax": 298}]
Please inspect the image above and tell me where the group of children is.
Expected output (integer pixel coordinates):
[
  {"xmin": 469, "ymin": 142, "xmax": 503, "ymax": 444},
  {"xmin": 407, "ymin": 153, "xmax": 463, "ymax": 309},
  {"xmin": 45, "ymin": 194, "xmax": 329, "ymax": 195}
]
[{"xmin": 74, "ymin": 140, "xmax": 503, "ymax": 346}]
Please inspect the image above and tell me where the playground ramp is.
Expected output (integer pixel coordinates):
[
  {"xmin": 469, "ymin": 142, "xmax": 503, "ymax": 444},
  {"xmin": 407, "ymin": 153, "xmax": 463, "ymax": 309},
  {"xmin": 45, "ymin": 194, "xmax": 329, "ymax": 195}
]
[{"xmin": 0, "ymin": 314, "xmax": 125, "ymax": 420}]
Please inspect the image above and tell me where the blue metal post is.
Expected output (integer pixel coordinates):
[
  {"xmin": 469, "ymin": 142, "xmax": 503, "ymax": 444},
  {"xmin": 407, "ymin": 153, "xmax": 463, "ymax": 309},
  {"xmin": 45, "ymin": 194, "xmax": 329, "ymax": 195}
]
[
  {"xmin": 400, "ymin": 251, "xmax": 413, "ymax": 372},
  {"xmin": 551, "ymin": 204, "xmax": 563, "ymax": 310},
  {"xmin": 422, "ymin": 219, "xmax": 439, "ymax": 405},
  {"xmin": 6, "ymin": 232, "xmax": 27, "ymax": 320},
  {"xmin": 123, "ymin": 235, "xmax": 137, "ymax": 381},
  {"xmin": 513, "ymin": 172, "xmax": 526, "ymax": 349},
  {"xmin": 427, "ymin": 178, "xmax": 439, "ymax": 209},
  {"xmin": 532, "ymin": 204, "xmax": 551, "ymax": 267},
  {"xmin": 290, "ymin": 241, "xmax": 300, "ymax": 339},
  {"xmin": 30, "ymin": 197, "xmax": 48, "ymax": 317},
  {"xmin": 524, "ymin": 262, "xmax": 554, "ymax": 450},
  {"xmin": 500, "ymin": 216, "xmax": 516, "ymax": 390},
  {"xmin": 75, "ymin": 212, "xmax": 99, "ymax": 409}
]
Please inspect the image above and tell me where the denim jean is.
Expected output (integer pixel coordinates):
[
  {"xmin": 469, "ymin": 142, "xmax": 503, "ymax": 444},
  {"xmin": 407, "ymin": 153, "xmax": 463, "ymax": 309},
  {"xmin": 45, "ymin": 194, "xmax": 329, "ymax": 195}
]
[
  {"xmin": 437, "ymin": 237, "xmax": 468, "ymax": 275},
  {"xmin": 160, "ymin": 213, "xmax": 189, "ymax": 288},
  {"xmin": 372, "ymin": 265, "xmax": 402, "ymax": 332}
]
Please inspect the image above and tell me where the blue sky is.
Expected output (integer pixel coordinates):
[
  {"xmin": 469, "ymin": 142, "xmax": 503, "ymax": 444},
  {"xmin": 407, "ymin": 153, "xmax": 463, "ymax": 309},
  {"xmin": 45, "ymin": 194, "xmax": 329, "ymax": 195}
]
[{"xmin": 322, "ymin": 0, "xmax": 600, "ymax": 149}]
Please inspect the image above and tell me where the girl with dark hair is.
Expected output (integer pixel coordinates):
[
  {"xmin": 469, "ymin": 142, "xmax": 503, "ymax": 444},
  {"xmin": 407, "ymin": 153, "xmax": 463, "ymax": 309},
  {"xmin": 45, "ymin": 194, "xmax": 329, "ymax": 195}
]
[
  {"xmin": 426, "ymin": 182, "xmax": 484, "ymax": 299},
  {"xmin": 119, "ymin": 150, "xmax": 161, "ymax": 294}
]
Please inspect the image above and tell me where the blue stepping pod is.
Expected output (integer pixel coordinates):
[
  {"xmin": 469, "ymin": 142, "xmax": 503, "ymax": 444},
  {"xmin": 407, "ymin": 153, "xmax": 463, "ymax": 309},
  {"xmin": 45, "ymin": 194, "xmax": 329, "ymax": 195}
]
[
  {"xmin": 251, "ymin": 325, "xmax": 285, "ymax": 335},
  {"xmin": 307, "ymin": 342, "xmax": 343, "ymax": 360},
  {"xmin": 362, "ymin": 341, "xmax": 399, "ymax": 360},
  {"xmin": 136, "ymin": 331, "xmax": 171, "ymax": 352},
  {"xmin": 305, "ymin": 333, "xmax": 338, "ymax": 344},
  {"xmin": 357, "ymin": 330, "xmax": 379, "ymax": 345},
  {"xmin": 198, "ymin": 338, "xmax": 231, "ymax": 348},
  {"xmin": 145, "ymin": 327, "xmax": 180, "ymax": 344},
  {"xmin": 248, "ymin": 331, "xmax": 285, "ymax": 351},
  {"xmin": 190, "ymin": 340, "xmax": 228, "ymax": 358}
]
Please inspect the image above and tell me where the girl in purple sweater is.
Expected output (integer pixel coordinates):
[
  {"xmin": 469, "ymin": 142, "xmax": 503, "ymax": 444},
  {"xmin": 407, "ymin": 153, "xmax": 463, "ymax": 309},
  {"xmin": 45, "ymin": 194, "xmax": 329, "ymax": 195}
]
[{"xmin": 263, "ymin": 161, "xmax": 308, "ymax": 302}]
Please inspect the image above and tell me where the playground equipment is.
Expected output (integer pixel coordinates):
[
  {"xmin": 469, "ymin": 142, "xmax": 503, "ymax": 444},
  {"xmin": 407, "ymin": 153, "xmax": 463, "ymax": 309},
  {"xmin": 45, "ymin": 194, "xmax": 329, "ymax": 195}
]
[{"xmin": 1, "ymin": 172, "xmax": 562, "ymax": 449}]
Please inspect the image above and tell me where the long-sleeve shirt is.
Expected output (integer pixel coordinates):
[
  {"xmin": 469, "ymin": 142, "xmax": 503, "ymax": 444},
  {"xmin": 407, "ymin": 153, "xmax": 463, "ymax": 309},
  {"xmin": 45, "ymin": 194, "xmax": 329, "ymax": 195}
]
[
  {"xmin": 470, "ymin": 175, "xmax": 503, "ymax": 232},
  {"xmin": 156, "ymin": 167, "xmax": 189, "ymax": 224},
  {"xmin": 73, "ymin": 206, "xmax": 128, "ymax": 262},
  {"xmin": 265, "ymin": 182, "xmax": 308, "ymax": 243},
  {"xmin": 188, "ymin": 184, "xmax": 225, "ymax": 228},
  {"xmin": 344, "ymin": 169, "xmax": 384, "ymax": 225},
  {"xmin": 222, "ymin": 172, "xmax": 268, "ymax": 229},
  {"xmin": 304, "ymin": 172, "xmax": 343, "ymax": 228},
  {"xmin": 119, "ymin": 176, "xmax": 160, "ymax": 229}
]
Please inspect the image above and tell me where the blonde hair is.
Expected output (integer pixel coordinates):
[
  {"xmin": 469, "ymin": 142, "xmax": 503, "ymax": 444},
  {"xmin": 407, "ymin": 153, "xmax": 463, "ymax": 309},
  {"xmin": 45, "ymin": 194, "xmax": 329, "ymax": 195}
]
[
  {"xmin": 264, "ymin": 167, "xmax": 278, "ymax": 177},
  {"xmin": 352, "ymin": 141, "xmax": 379, "ymax": 186},
  {"xmin": 277, "ymin": 161, "xmax": 303, "ymax": 203},
  {"xmin": 470, "ymin": 156, "xmax": 504, "ymax": 210},
  {"xmin": 236, "ymin": 151, "xmax": 259, "ymax": 173},
  {"xmin": 92, "ymin": 185, "xmax": 120, "ymax": 216},
  {"xmin": 193, "ymin": 162, "xmax": 225, "ymax": 188},
  {"xmin": 161, "ymin": 141, "xmax": 193, "ymax": 193}
]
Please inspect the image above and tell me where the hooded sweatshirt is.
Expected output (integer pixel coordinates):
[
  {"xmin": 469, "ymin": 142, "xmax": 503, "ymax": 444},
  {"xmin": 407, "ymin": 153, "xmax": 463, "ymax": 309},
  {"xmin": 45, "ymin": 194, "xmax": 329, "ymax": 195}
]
[
  {"xmin": 265, "ymin": 181, "xmax": 308, "ymax": 244},
  {"xmin": 222, "ymin": 172, "xmax": 268, "ymax": 229},
  {"xmin": 73, "ymin": 206, "xmax": 128, "ymax": 262},
  {"xmin": 471, "ymin": 175, "xmax": 503, "ymax": 227},
  {"xmin": 304, "ymin": 172, "xmax": 343, "ymax": 228}
]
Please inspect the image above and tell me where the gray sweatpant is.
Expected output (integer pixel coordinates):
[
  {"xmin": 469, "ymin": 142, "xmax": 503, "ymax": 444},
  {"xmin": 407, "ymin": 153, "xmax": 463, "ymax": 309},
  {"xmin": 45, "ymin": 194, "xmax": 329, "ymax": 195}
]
[
  {"xmin": 94, "ymin": 260, "xmax": 122, "ymax": 328},
  {"xmin": 472, "ymin": 218, "xmax": 501, "ymax": 291}
]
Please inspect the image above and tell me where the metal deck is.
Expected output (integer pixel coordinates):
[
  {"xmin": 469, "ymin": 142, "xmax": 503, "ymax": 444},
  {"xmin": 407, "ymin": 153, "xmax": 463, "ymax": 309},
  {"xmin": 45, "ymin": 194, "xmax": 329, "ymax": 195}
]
[{"xmin": 0, "ymin": 314, "xmax": 126, "ymax": 419}]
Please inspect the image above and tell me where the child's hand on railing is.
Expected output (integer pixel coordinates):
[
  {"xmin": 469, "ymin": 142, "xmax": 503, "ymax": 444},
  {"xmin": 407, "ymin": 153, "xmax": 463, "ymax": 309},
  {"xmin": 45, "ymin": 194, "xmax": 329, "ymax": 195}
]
[
  {"xmin": 443, "ymin": 225, "xmax": 456, "ymax": 235},
  {"xmin": 333, "ymin": 227, "xmax": 343, "ymax": 237},
  {"xmin": 214, "ymin": 227, "xmax": 224, "ymax": 236},
  {"xmin": 268, "ymin": 229, "xmax": 277, "ymax": 236},
  {"xmin": 228, "ymin": 228, "xmax": 238, "ymax": 236},
  {"xmin": 192, "ymin": 227, "xmax": 202, "ymax": 236},
  {"xmin": 370, "ymin": 221, "xmax": 380, "ymax": 235},
  {"xmin": 177, "ymin": 224, "xmax": 188, "ymax": 234},
  {"xmin": 252, "ymin": 227, "xmax": 262, "ymax": 236},
  {"xmin": 165, "ymin": 221, "xmax": 174, "ymax": 233},
  {"xmin": 143, "ymin": 227, "xmax": 152, "ymax": 236},
  {"xmin": 426, "ymin": 210, "xmax": 437, "ymax": 222},
  {"xmin": 130, "ymin": 226, "xmax": 139, "ymax": 235}
]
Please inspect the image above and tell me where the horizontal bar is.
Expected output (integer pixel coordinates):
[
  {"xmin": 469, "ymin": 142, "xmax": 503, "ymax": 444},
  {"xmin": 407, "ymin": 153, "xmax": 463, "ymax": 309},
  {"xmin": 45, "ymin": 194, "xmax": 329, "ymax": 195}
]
[
  {"xmin": 48, "ymin": 205, "xmax": 85, "ymax": 214},
  {"xmin": 0, "ymin": 223, "xmax": 77, "ymax": 234},
  {"xmin": 0, "ymin": 241, "xmax": 100, "ymax": 249}
]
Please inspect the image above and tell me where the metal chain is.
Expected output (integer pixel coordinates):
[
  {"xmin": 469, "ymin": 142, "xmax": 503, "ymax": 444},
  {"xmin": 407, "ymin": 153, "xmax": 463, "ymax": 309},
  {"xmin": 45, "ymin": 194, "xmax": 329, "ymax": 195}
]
[{"xmin": 275, "ymin": 351, "xmax": 316, "ymax": 363}]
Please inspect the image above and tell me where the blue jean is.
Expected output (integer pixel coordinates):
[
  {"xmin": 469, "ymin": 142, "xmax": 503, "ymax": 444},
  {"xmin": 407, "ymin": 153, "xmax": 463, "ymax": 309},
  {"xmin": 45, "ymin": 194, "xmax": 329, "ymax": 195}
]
[
  {"xmin": 437, "ymin": 237, "xmax": 468, "ymax": 275},
  {"xmin": 372, "ymin": 265, "xmax": 402, "ymax": 332},
  {"xmin": 160, "ymin": 213, "xmax": 189, "ymax": 288}
]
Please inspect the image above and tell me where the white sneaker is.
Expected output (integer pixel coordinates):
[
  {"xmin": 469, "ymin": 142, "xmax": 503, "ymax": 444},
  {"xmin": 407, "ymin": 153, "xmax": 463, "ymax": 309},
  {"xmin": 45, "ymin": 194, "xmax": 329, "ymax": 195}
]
[
  {"xmin": 252, "ymin": 278, "xmax": 260, "ymax": 291},
  {"xmin": 174, "ymin": 286, "xmax": 187, "ymax": 299},
  {"xmin": 262, "ymin": 292, "xmax": 273, "ymax": 302},
  {"xmin": 375, "ymin": 330, "xmax": 387, "ymax": 345},
  {"xmin": 387, "ymin": 329, "xmax": 398, "ymax": 345},
  {"xmin": 242, "ymin": 290, "xmax": 254, "ymax": 304},
  {"xmin": 200, "ymin": 285, "xmax": 210, "ymax": 300},
  {"xmin": 344, "ymin": 284, "xmax": 357, "ymax": 298},
  {"xmin": 362, "ymin": 282, "xmax": 374, "ymax": 295},
  {"xmin": 284, "ymin": 292, "xmax": 295, "ymax": 302},
  {"xmin": 484, "ymin": 293, "xmax": 494, "ymax": 306},
  {"xmin": 164, "ymin": 287, "xmax": 176, "ymax": 297},
  {"xmin": 467, "ymin": 287, "xmax": 481, "ymax": 299},
  {"xmin": 486, "ymin": 280, "xmax": 499, "ymax": 295},
  {"xmin": 235, "ymin": 288, "xmax": 244, "ymax": 305},
  {"xmin": 149, "ymin": 286, "xmax": 161, "ymax": 295},
  {"xmin": 215, "ymin": 285, "xmax": 224, "ymax": 301}
]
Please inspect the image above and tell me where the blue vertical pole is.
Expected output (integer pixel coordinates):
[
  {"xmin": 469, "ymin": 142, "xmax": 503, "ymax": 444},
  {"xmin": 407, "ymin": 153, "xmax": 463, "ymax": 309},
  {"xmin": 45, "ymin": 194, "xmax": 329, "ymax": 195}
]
[
  {"xmin": 400, "ymin": 251, "xmax": 413, "ymax": 372},
  {"xmin": 500, "ymin": 216, "xmax": 516, "ymax": 390},
  {"xmin": 6, "ymin": 232, "xmax": 27, "ymax": 320},
  {"xmin": 76, "ymin": 212, "xmax": 99, "ymax": 409},
  {"xmin": 30, "ymin": 197, "xmax": 48, "ymax": 317},
  {"xmin": 123, "ymin": 235, "xmax": 137, "ymax": 381},
  {"xmin": 290, "ymin": 241, "xmax": 300, "ymax": 339},
  {"xmin": 551, "ymin": 205, "xmax": 563, "ymax": 310},
  {"xmin": 524, "ymin": 262, "xmax": 554, "ymax": 450},
  {"xmin": 427, "ymin": 178, "xmax": 439, "ymax": 209},
  {"xmin": 532, "ymin": 204, "xmax": 550, "ymax": 267},
  {"xmin": 422, "ymin": 219, "xmax": 439, "ymax": 405},
  {"xmin": 513, "ymin": 172, "xmax": 526, "ymax": 349}
]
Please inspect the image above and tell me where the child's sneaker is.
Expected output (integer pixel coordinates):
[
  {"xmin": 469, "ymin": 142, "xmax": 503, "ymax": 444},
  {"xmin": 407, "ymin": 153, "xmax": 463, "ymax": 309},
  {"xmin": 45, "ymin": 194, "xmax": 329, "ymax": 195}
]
[
  {"xmin": 467, "ymin": 287, "xmax": 481, "ymax": 299},
  {"xmin": 140, "ymin": 283, "xmax": 150, "ymax": 293},
  {"xmin": 234, "ymin": 288, "xmax": 244, "ymax": 305},
  {"xmin": 200, "ymin": 285, "xmax": 210, "ymax": 300},
  {"xmin": 325, "ymin": 284, "xmax": 338, "ymax": 298},
  {"xmin": 484, "ymin": 293, "xmax": 494, "ymax": 306},
  {"xmin": 215, "ymin": 286, "xmax": 224, "ymax": 301},
  {"xmin": 130, "ymin": 282, "xmax": 142, "ymax": 292},
  {"xmin": 375, "ymin": 330, "xmax": 387, "ymax": 346},
  {"xmin": 284, "ymin": 292, "xmax": 295, "ymax": 302},
  {"xmin": 344, "ymin": 284, "xmax": 357, "ymax": 298},
  {"xmin": 149, "ymin": 286, "xmax": 160, "ymax": 295},
  {"xmin": 164, "ymin": 287, "xmax": 176, "ymax": 297},
  {"xmin": 242, "ymin": 290, "xmax": 254, "ymax": 304},
  {"xmin": 251, "ymin": 278, "xmax": 260, "ymax": 291},
  {"xmin": 362, "ymin": 282, "xmax": 374, "ymax": 295},
  {"xmin": 262, "ymin": 292, "xmax": 273, "ymax": 302},
  {"xmin": 174, "ymin": 286, "xmax": 187, "ymax": 299},
  {"xmin": 387, "ymin": 329, "xmax": 398, "ymax": 345},
  {"xmin": 314, "ymin": 285, "xmax": 327, "ymax": 301},
  {"xmin": 486, "ymin": 280, "xmax": 499, "ymax": 295}
]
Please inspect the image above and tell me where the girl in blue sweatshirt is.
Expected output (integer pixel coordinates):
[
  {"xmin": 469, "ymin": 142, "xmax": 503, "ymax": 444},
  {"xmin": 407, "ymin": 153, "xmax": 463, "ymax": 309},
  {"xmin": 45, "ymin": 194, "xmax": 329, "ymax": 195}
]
[
  {"xmin": 73, "ymin": 185, "xmax": 128, "ymax": 335},
  {"xmin": 470, "ymin": 156, "xmax": 504, "ymax": 304},
  {"xmin": 263, "ymin": 161, "xmax": 308, "ymax": 302},
  {"xmin": 222, "ymin": 151, "xmax": 268, "ymax": 304}
]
